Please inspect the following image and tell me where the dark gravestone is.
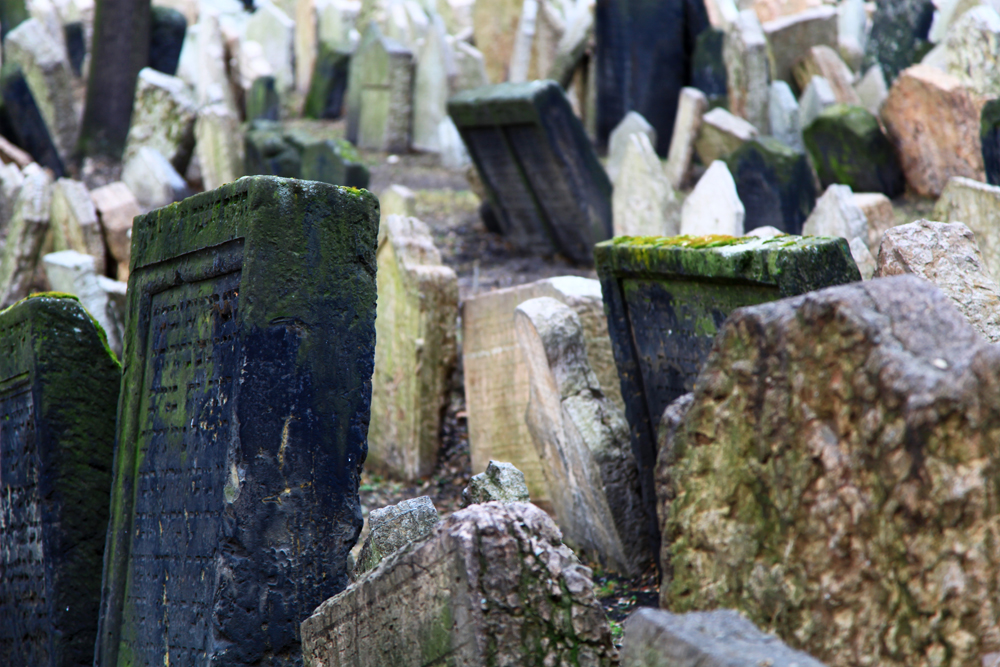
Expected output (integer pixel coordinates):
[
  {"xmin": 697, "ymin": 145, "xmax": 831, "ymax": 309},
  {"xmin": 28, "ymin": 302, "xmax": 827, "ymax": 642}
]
[
  {"xmin": 448, "ymin": 80, "xmax": 612, "ymax": 265},
  {"xmin": 725, "ymin": 137, "xmax": 817, "ymax": 235},
  {"xmin": 246, "ymin": 75, "xmax": 280, "ymax": 122},
  {"xmin": 299, "ymin": 137, "xmax": 370, "ymax": 188},
  {"xmin": 0, "ymin": 63, "xmax": 65, "ymax": 176},
  {"xmin": 982, "ymin": 98, "xmax": 1000, "ymax": 186},
  {"xmin": 691, "ymin": 28, "xmax": 727, "ymax": 109},
  {"xmin": 245, "ymin": 120, "xmax": 302, "ymax": 178},
  {"xmin": 595, "ymin": 234, "xmax": 860, "ymax": 556},
  {"xmin": 304, "ymin": 44, "xmax": 350, "ymax": 120},
  {"xmin": 94, "ymin": 176, "xmax": 378, "ymax": 667},
  {"xmin": 244, "ymin": 121, "xmax": 371, "ymax": 188},
  {"xmin": 148, "ymin": 5, "xmax": 187, "ymax": 76},
  {"xmin": 0, "ymin": 293, "xmax": 121, "ymax": 667},
  {"xmin": 595, "ymin": 0, "xmax": 709, "ymax": 155},
  {"xmin": 863, "ymin": 0, "xmax": 935, "ymax": 84},
  {"xmin": 803, "ymin": 104, "xmax": 905, "ymax": 197},
  {"xmin": 64, "ymin": 22, "xmax": 86, "ymax": 76}
]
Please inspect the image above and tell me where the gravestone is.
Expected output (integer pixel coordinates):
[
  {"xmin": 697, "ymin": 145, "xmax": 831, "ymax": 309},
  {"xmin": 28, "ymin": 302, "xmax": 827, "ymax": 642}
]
[
  {"xmin": 854, "ymin": 191, "xmax": 896, "ymax": 254},
  {"xmin": 762, "ymin": 5, "xmax": 837, "ymax": 85},
  {"xmin": 798, "ymin": 75, "xmax": 836, "ymax": 128},
  {"xmin": 449, "ymin": 80, "xmax": 612, "ymax": 265},
  {"xmin": 0, "ymin": 293, "xmax": 121, "ymax": 667},
  {"xmin": 411, "ymin": 16, "xmax": 454, "ymax": 152},
  {"xmin": 606, "ymin": 110, "xmax": 656, "ymax": 184},
  {"xmin": 0, "ymin": 163, "xmax": 24, "ymax": 235},
  {"xmin": 345, "ymin": 22, "xmax": 413, "ymax": 153},
  {"xmin": 245, "ymin": 0, "xmax": 296, "ymax": 91},
  {"xmin": 942, "ymin": 5, "xmax": 1000, "ymax": 97},
  {"xmin": 246, "ymin": 75, "xmax": 280, "ymax": 121},
  {"xmin": 304, "ymin": 43, "xmax": 350, "ymax": 119},
  {"xmin": 0, "ymin": 163, "xmax": 51, "ymax": 306},
  {"xmin": 680, "ymin": 160, "xmax": 744, "ymax": 237},
  {"xmin": 933, "ymin": 176, "xmax": 1000, "ymax": 283},
  {"xmin": 43, "ymin": 250, "xmax": 128, "ymax": 357},
  {"xmin": 50, "ymin": 177, "xmax": 107, "ymax": 269},
  {"xmin": 123, "ymin": 67, "xmax": 198, "ymax": 175},
  {"xmin": 461, "ymin": 460, "xmax": 530, "ymax": 506},
  {"xmin": 594, "ymin": 234, "xmax": 860, "ymax": 552},
  {"xmin": 354, "ymin": 496, "xmax": 440, "ymax": 575},
  {"xmin": 64, "ymin": 22, "xmax": 86, "ymax": 76},
  {"xmin": 664, "ymin": 87, "xmax": 707, "ymax": 189},
  {"xmin": 121, "ymin": 146, "xmax": 192, "ymax": 209},
  {"xmin": 194, "ymin": 102, "xmax": 245, "ymax": 191},
  {"xmin": 769, "ymin": 80, "xmax": 802, "ymax": 151},
  {"xmin": 724, "ymin": 9, "xmax": 770, "ymax": 134},
  {"xmin": 90, "ymin": 182, "xmax": 140, "ymax": 281},
  {"xmin": 864, "ymin": 0, "xmax": 935, "ymax": 83},
  {"xmin": 93, "ymin": 176, "xmax": 379, "ymax": 667},
  {"xmin": 982, "ymin": 97, "xmax": 1000, "ymax": 186},
  {"xmin": 855, "ymin": 65, "xmax": 888, "ymax": 115},
  {"xmin": 245, "ymin": 121, "xmax": 371, "ymax": 188},
  {"xmin": 612, "ymin": 132, "xmax": 679, "ymax": 238},
  {"xmin": 0, "ymin": 64, "xmax": 65, "ymax": 176},
  {"xmin": 149, "ymin": 5, "xmax": 187, "ymax": 75},
  {"xmin": 690, "ymin": 27, "xmax": 727, "ymax": 108},
  {"xmin": 725, "ymin": 137, "xmax": 817, "ymax": 235},
  {"xmin": 793, "ymin": 46, "xmax": 861, "ymax": 106},
  {"xmin": 694, "ymin": 107, "xmax": 758, "ymax": 165}
]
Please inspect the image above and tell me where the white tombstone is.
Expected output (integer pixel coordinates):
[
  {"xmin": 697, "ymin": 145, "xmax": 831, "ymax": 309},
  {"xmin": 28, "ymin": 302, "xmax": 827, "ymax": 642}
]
[
  {"xmin": 411, "ymin": 16, "xmax": 455, "ymax": 152},
  {"xmin": 121, "ymin": 146, "xmax": 192, "ymax": 210},
  {"xmin": 612, "ymin": 132, "xmax": 678, "ymax": 238},
  {"xmin": 124, "ymin": 68, "xmax": 198, "ymax": 175},
  {"xmin": 799, "ymin": 75, "xmax": 837, "ymax": 129},
  {"xmin": 855, "ymin": 65, "xmax": 888, "ymax": 116},
  {"xmin": 664, "ymin": 87, "xmax": 707, "ymax": 189},
  {"xmin": 724, "ymin": 9, "xmax": 770, "ymax": 133},
  {"xmin": 606, "ymin": 110, "xmax": 656, "ymax": 183},
  {"xmin": 194, "ymin": 103, "xmax": 245, "ymax": 191},
  {"xmin": 680, "ymin": 160, "xmax": 745, "ymax": 237},
  {"xmin": 769, "ymin": 80, "xmax": 802, "ymax": 151},
  {"xmin": 246, "ymin": 0, "xmax": 296, "ymax": 91}
]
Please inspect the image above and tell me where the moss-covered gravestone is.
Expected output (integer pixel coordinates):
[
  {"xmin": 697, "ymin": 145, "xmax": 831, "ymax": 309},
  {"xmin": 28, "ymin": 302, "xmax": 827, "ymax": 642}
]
[
  {"xmin": 448, "ymin": 80, "xmax": 612, "ymax": 265},
  {"xmin": 803, "ymin": 104, "xmax": 905, "ymax": 197},
  {"xmin": 725, "ymin": 137, "xmax": 817, "ymax": 235},
  {"xmin": 246, "ymin": 76, "xmax": 280, "ymax": 122},
  {"xmin": 0, "ymin": 294, "xmax": 121, "ymax": 667},
  {"xmin": 982, "ymin": 97, "xmax": 1000, "ymax": 186},
  {"xmin": 304, "ymin": 44, "xmax": 350, "ymax": 120},
  {"xmin": 345, "ymin": 22, "xmax": 413, "ymax": 153},
  {"xmin": 595, "ymin": 234, "xmax": 860, "ymax": 553},
  {"xmin": 244, "ymin": 120, "xmax": 370, "ymax": 189},
  {"xmin": 93, "ymin": 176, "xmax": 379, "ymax": 667}
]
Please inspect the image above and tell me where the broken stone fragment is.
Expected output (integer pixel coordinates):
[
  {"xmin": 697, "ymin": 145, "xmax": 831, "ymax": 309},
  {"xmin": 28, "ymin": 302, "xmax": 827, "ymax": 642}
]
[
  {"xmin": 355, "ymin": 496, "xmax": 440, "ymax": 577},
  {"xmin": 461, "ymin": 460, "xmax": 530, "ymax": 506}
]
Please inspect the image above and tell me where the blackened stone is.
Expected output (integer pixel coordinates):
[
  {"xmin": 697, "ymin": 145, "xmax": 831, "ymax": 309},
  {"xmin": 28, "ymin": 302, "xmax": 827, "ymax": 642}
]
[
  {"xmin": 725, "ymin": 137, "xmax": 817, "ymax": 235},
  {"xmin": 304, "ymin": 45, "xmax": 350, "ymax": 120},
  {"xmin": 864, "ymin": 0, "xmax": 935, "ymax": 84},
  {"xmin": 148, "ymin": 5, "xmax": 186, "ymax": 76},
  {"xmin": 0, "ymin": 63, "xmax": 64, "ymax": 176},
  {"xmin": 594, "ymin": 234, "xmax": 859, "ymax": 559},
  {"xmin": 0, "ymin": 294, "xmax": 121, "ymax": 667},
  {"xmin": 299, "ymin": 137, "xmax": 370, "ymax": 189},
  {"xmin": 982, "ymin": 98, "xmax": 1000, "ymax": 186},
  {"xmin": 803, "ymin": 104, "xmax": 905, "ymax": 197},
  {"xmin": 64, "ymin": 22, "xmax": 86, "ymax": 76},
  {"xmin": 691, "ymin": 28, "xmax": 727, "ymax": 109},
  {"xmin": 448, "ymin": 80, "xmax": 612, "ymax": 265},
  {"xmin": 244, "ymin": 121, "xmax": 370, "ymax": 188},
  {"xmin": 246, "ymin": 75, "xmax": 280, "ymax": 122},
  {"xmin": 244, "ymin": 120, "xmax": 301, "ymax": 178},
  {"xmin": 93, "ymin": 177, "xmax": 379, "ymax": 667}
]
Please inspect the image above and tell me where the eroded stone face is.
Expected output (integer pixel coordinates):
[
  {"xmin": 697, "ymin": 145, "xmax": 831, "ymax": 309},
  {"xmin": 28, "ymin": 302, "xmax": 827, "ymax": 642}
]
[
  {"xmin": 354, "ymin": 496, "xmax": 440, "ymax": 576},
  {"xmin": 462, "ymin": 460, "xmax": 531, "ymax": 506}
]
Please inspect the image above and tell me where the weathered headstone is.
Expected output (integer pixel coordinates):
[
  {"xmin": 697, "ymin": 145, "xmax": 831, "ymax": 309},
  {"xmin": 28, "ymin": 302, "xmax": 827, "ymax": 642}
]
[
  {"xmin": 985, "ymin": 98, "xmax": 1000, "ymax": 186},
  {"xmin": 0, "ymin": 63, "xmax": 65, "ymax": 176},
  {"xmin": 304, "ymin": 43, "xmax": 350, "ymax": 119},
  {"xmin": 295, "ymin": 0, "xmax": 357, "ymax": 96},
  {"xmin": 245, "ymin": 121, "xmax": 371, "ymax": 188},
  {"xmin": 724, "ymin": 137, "xmax": 817, "ymax": 235},
  {"xmin": 797, "ymin": 74, "xmax": 836, "ymax": 128},
  {"xmin": 803, "ymin": 104, "xmax": 906, "ymax": 196},
  {"xmin": 451, "ymin": 38, "xmax": 489, "ymax": 92},
  {"xmin": 693, "ymin": 106, "xmax": 758, "ymax": 165},
  {"xmin": 612, "ymin": 132, "xmax": 679, "ymax": 238},
  {"xmin": 345, "ymin": 22, "xmax": 413, "ymax": 153},
  {"xmin": 121, "ymin": 146, "xmax": 192, "ymax": 209},
  {"xmin": 762, "ymin": 5, "xmax": 837, "ymax": 85},
  {"xmin": 664, "ymin": 87, "xmax": 707, "ymax": 190},
  {"xmin": 768, "ymin": 80, "xmax": 801, "ymax": 151},
  {"xmin": 245, "ymin": 0, "xmax": 295, "ymax": 91},
  {"xmin": 802, "ymin": 183, "xmax": 873, "ymax": 275},
  {"xmin": 606, "ymin": 110, "xmax": 657, "ymax": 184},
  {"xmin": 792, "ymin": 45, "xmax": 862, "ymax": 105},
  {"xmin": 50, "ymin": 177, "xmax": 106, "ymax": 269},
  {"xmin": 194, "ymin": 102, "xmax": 245, "ymax": 191},
  {"xmin": 449, "ymin": 80, "xmax": 612, "ymax": 265},
  {"xmin": 243, "ymin": 76, "xmax": 278, "ymax": 121},
  {"xmin": 411, "ymin": 16, "xmax": 454, "ymax": 152},
  {"xmin": 94, "ymin": 176, "xmax": 379, "ymax": 667},
  {"xmin": 881, "ymin": 64, "xmax": 985, "ymax": 197},
  {"xmin": 123, "ymin": 67, "xmax": 198, "ymax": 175},
  {"xmin": 301, "ymin": 502, "xmax": 618, "ymax": 667},
  {"xmin": 943, "ymin": 5, "xmax": 1000, "ymax": 97},
  {"xmin": 461, "ymin": 460, "xmax": 530, "ymax": 506},
  {"xmin": 90, "ymin": 182, "xmax": 140, "ymax": 281},
  {"xmin": 471, "ymin": 0, "xmax": 520, "ymax": 84},
  {"xmin": 354, "ymin": 496, "xmax": 440, "ymax": 575},
  {"xmin": 516, "ymin": 296, "xmax": 652, "ymax": 576},
  {"xmin": 595, "ymin": 234, "xmax": 860, "ymax": 551},
  {"xmin": 680, "ymin": 160, "xmax": 744, "ymax": 237},
  {"xmin": 933, "ymin": 175, "xmax": 1000, "ymax": 283},
  {"xmin": 724, "ymin": 9, "xmax": 770, "ymax": 134},
  {"xmin": 0, "ymin": 293, "xmax": 121, "ymax": 667},
  {"xmin": 43, "ymin": 250, "xmax": 128, "ymax": 357},
  {"xmin": 691, "ymin": 27, "xmax": 728, "ymax": 108},
  {"xmin": 855, "ymin": 64, "xmax": 889, "ymax": 115},
  {"xmin": 853, "ymin": 191, "xmax": 896, "ymax": 254},
  {"xmin": 149, "ymin": 5, "xmax": 187, "ymax": 75},
  {"xmin": 0, "ymin": 163, "xmax": 51, "ymax": 306},
  {"xmin": 864, "ymin": 0, "xmax": 935, "ymax": 83}
]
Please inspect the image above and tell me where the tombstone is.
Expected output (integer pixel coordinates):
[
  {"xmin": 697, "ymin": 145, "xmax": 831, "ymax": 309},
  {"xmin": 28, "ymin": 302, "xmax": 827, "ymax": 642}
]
[
  {"xmin": 933, "ymin": 176, "xmax": 1000, "ymax": 283},
  {"xmin": 762, "ymin": 5, "xmax": 837, "ymax": 84},
  {"xmin": 0, "ymin": 293, "xmax": 121, "ymax": 667},
  {"xmin": 301, "ymin": 503, "xmax": 618, "ymax": 667},
  {"xmin": 369, "ymin": 215, "xmax": 458, "ymax": 481},
  {"xmin": 680, "ymin": 160, "xmax": 744, "ymax": 237},
  {"xmin": 594, "ymin": 234, "xmax": 859, "ymax": 550},
  {"xmin": 300, "ymin": 136, "xmax": 370, "ymax": 188},
  {"xmin": 516, "ymin": 296, "xmax": 652, "ymax": 576},
  {"xmin": 471, "ymin": 0, "xmax": 520, "ymax": 84},
  {"xmin": 123, "ymin": 67, "xmax": 197, "ymax": 175},
  {"xmin": 64, "ymin": 21, "xmax": 86, "ymax": 75},
  {"xmin": 246, "ymin": 75, "xmax": 280, "ymax": 121},
  {"xmin": 194, "ymin": 13, "xmax": 238, "ymax": 112},
  {"xmin": 195, "ymin": 102, "xmax": 245, "ymax": 191},
  {"xmin": 451, "ymin": 39, "xmax": 489, "ymax": 92},
  {"xmin": 769, "ymin": 80, "xmax": 802, "ymax": 150},
  {"xmin": 304, "ymin": 43, "xmax": 350, "ymax": 119},
  {"xmin": 803, "ymin": 104, "xmax": 906, "ymax": 197},
  {"xmin": 0, "ymin": 64, "xmax": 65, "ymax": 176},
  {"xmin": 864, "ymin": 0, "xmax": 935, "ymax": 83},
  {"xmin": 724, "ymin": 10, "xmax": 770, "ymax": 134},
  {"xmin": 294, "ymin": 0, "xmax": 356, "ymax": 96},
  {"xmin": 881, "ymin": 64, "xmax": 985, "ymax": 197},
  {"xmin": 245, "ymin": 0, "xmax": 296, "ymax": 91},
  {"xmin": 612, "ymin": 133, "xmax": 679, "ymax": 238},
  {"xmin": 802, "ymin": 184, "xmax": 873, "ymax": 273},
  {"xmin": 50, "ymin": 178, "xmax": 106, "ymax": 268},
  {"xmin": 379, "ymin": 183, "xmax": 416, "ymax": 218},
  {"xmin": 90, "ymin": 182, "xmax": 140, "ymax": 281},
  {"xmin": 606, "ymin": 110, "xmax": 657, "ymax": 184},
  {"xmin": 838, "ymin": 0, "xmax": 868, "ymax": 69},
  {"xmin": 148, "ymin": 5, "xmax": 187, "ymax": 75},
  {"xmin": 855, "ymin": 64, "xmax": 889, "ymax": 115},
  {"xmin": 664, "ymin": 87, "xmax": 707, "ymax": 189},
  {"xmin": 690, "ymin": 27, "xmax": 727, "ymax": 108},
  {"xmin": 461, "ymin": 460, "xmax": 530, "ymax": 506},
  {"xmin": 725, "ymin": 138, "xmax": 817, "ymax": 235},
  {"xmin": 693, "ymin": 107, "xmax": 758, "ymax": 165},
  {"xmin": 943, "ymin": 5, "xmax": 1000, "ymax": 96},
  {"xmin": 411, "ymin": 17, "xmax": 455, "ymax": 152},
  {"xmin": 245, "ymin": 120, "xmax": 301, "ymax": 178},
  {"xmin": 621, "ymin": 609, "xmax": 827, "ymax": 667},
  {"xmin": 449, "ymin": 80, "xmax": 612, "ymax": 264},
  {"xmin": 345, "ymin": 22, "xmax": 414, "ymax": 153},
  {"xmin": 93, "ymin": 176, "xmax": 379, "ymax": 667},
  {"xmin": 984, "ymin": 98, "xmax": 1000, "ymax": 186},
  {"xmin": 43, "ymin": 250, "xmax": 128, "ymax": 356},
  {"xmin": 463, "ymin": 276, "xmax": 623, "ymax": 508},
  {"xmin": 245, "ymin": 121, "xmax": 371, "ymax": 188},
  {"xmin": 0, "ymin": 163, "xmax": 51, "ymax": 306},
  {"xmin": 793, "ymin": 45, "xmax": 862, "ymax": 105},
  {"xmin": 853, "ymin": 191, "xmax": 896, "ymax": 254},
  {"xmin": 354, "ymin": 496, "xmax": 440, "ymax": 575},
  {"xmin": 798, "ymin": 75, "xmax": 836, "ymax": 128},
  {"xmin": 121, "ymin": 146, "xmax": 192, "ymax": 209},
  {"xmin": 595, "ymin": 0, "xmax": 708, "ymax": 155}
]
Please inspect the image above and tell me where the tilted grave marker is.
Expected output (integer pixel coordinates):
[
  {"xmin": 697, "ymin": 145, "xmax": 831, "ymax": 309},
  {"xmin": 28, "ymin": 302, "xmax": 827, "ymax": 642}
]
[
  {"xmin": 0, "ymin": 294, "xmax": 121, "ymax": 667},
  {"xmin": 449, "ymin": 80, "xmax": 612, "ymax": 265},
  {"xmin": 94, "ymin": 176, "xmax": 379, "ymax": 667},
  {"xmin": 595, "ymin": 235, "xmax": 861, "ymax": 551}
]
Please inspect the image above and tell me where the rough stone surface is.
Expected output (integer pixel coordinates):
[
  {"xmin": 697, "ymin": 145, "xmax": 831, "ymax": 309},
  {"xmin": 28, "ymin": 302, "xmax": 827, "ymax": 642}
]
[
  {"xmin": 943, "ymin": 5, "xmax": 1000, "ymax": 97},
  {"xmin": 798, "ymin": 75, "xmax": 837, "ymax": 129},
  {"xmin": 694, "ymin": 107, "xmax": 758, "ymax": 166},
  {"xmin": 864, "ymin": 0, "xmax": 935, "ymax": 83},
  {"xmin": 768, "ymin": 80, "xmax": 801, "ymax": 151},
  {"xmin": 612, "ymin": 132, "xmax": 679, "ymax": 238},
  {"xmin": 194, "ymin": 102, "xmax": 246, "ymax": 191},
  {"xmin": 763, "ymin": 5, "xmax": 837, "ymax": 84},
  {"xmin": 50, "ymin": 178, "xmax": 106, "ymax": 270},
  {"xmin": 875, "ymin": 220, "xmax": 1000, "ymax": 343},
  {"xmin": 90, "ymin": 182, "xmax": 140, "ymax": 281},
  {"xmin": 793, "ymin": 45, "xmax": 862, "ymax": 106},
  {"xmin": 664, "ymin": 87, "xmax": 707, "ymax": 189},
  {"xmin": 606, "ymin": 110, "xmax": 657, "ymax": 184},
  {"xmin": 0, "ymin": 294, "xmax": 121, "ymax": 667},
  {"xmin": 121, "ymin": 146, "xmax": 192, "ymax": 210},
  {"xmin": 680, "ymin": 160, "xmax": 744, "ymax": 237},
  {"xmin": 856, "ymin": 64, "xmax": 889, "ymax": 116},
  {"xmin": 354, "ymin": 496, "xmax": 440, "ymax": 576},
  {"xmin": 516, "ymin": 296, "xmax": 652, "ymax": 576},
  {"xmin": 0, "ymin": 163, "xmax": 51, "ymax": 306},
  {"xmin": 0, "ymin": 163, "xmax": 25, "ymax": 237},
  {"xmin": 461, "ymin": 460, "xmax": 530, "ymax": 506},
  {"xmin": 724, "ymin": 137, "xmax": 817, "ymax": 235},
  {"xmin": 94, "ymin": 177, "xmax": 379, "ymax": 667},
  {"xmin": 301, "ymin": 502, "xmax": 619, "ymax": 667},
  {"xmin": 621, "ymin": 608, "xmax": 828, "ymax": 667},
  {"xmin": 881, "ymin": 64, "xmax": 985, "ymax": 197},
  {"xmin": 933, "ymin": 176, "xmax": 1000, "ymax": 283},
  {"xmin": 124, "ymin": 67, "xmax": 198, "ymax": 175},
  {"xmin": 983, "ymin": 97, "xmax": 1000, "ymax": 186},
  {"xmin": 43, "ymin": 250, "xmax": 127, "ymax": 357},
  {"xmin": 853, "ymin": 191, "xmax": 897, "ymax": 255},
  {"xmin": 802, "ymin": 184, "xmax": 868, "ymax": 247},
  {"xmin": 346, "ymin": 22, "xmax": 414, "ymax": 153},
  {"xmin": 660, "ymin": 274, "xmax": 1000, "ymax": 667},
  {"xmin": 369, "ymin": 214, "xmax": 458, "ymax": 481},
  {"xmin": 724, "ymin": 9, "xmax": 770, "ymax": 133}
]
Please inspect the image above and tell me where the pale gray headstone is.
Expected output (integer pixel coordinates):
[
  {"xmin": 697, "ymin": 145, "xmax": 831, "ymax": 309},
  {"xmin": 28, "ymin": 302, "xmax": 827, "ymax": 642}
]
[
  {"xmin": 769, "ymin": 80, "xmax": 802, "ymax": 151},
  {"xmin": 680, "ymin": 160, "xmax": 744, "ymax": 237},
  {"xmin": 121, "ymin": 146, "xmax": 192, "ymax": 210},
  {"xmin": 607, "ymin": 111, "xmax": 657, "ymax": 183},
  {"xmin": 799, "ymin": 75, "xmax": 837, "ymax": 129}
]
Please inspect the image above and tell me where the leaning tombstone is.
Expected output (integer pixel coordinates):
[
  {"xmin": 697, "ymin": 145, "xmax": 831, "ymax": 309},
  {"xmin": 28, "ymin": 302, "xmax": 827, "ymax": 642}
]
[
  {"xmin": 299, "ymin": 136, "xmax": 370, "ymax": 188},
  {"xmin": 345, "ymin": 22, "xmax": 414, "ymax": 153},
  {"xmin": 194, "ymin": 102, "xmax": 245, "ymax": 191},
  {"xmin": 664, "ymin": 87, "xmax": 707, "ymax": 189},
  {"xmin": 43, "ymin": 250, "xmax": 127, "ymax": 357},
  {"xmin": 724, "ymin": 9, "xmax": 770, "ymax": 133},
  {"xmin": 693, "ymin": 107, "xmax": 758, "ymax": 165},
  {"xmin": 0, "ymin": 163, "xmax": 51, "ymax": 306},
  {"xmin": 0, "ymin": 293, "xmax": 121, "ymax": 667},
  {"xmin": 121, "ymin": 145, "xmax": 192, "ymax": 209},
  {"xmin": 680, "ymin": 160, "xmax": 744, "ymax": 237},
  {"xmin": 798, "ymin": 75, "xmax": 837, "ymax": 128},
  {"xmin": 461, "ymin": 460, "xmax": 530, "ymax": 506},
  {"xmin": 50, "ymin": 178, "xmax": 107, "ymax": 269},
  {"xmin": 725, "ymin": 137, "xmax": 817, "ymax": 235},
  {"xmin": 354, "ymin": 496, "xmax": 439, "ymax": 576},
  {"xmin": 802, "ymin": 184, "xmax": 873, "ymax": 275},
  {"xmin": 594, "ymin": 234, "xmax": 860, "ymax": 552},
  {"xmin": 90, "ymin": 182, "xmax": 140, "ymax": 281},
  {"xmin": 304, "ymin": 43, "xmax": 350, "ymax": 119},
  {"xmin": 123, "ymin": 67, "xmax": 198, "ymax": 175},
  {"xmin": 793, "ymin": 45, "xmax": 862, "ymax": 106},
  {"xmin": 449, "ymin": 80, "xmax": 612, "ymax": 265},
  {"xmin": 0, "ymin": 63, "xmax": 65, "ymax": 176},
  {"xmin": 148, "ymin": 5, "xmax": 187, "ymax": 76},
  {"xmin": 93, "ymin": 176, "xmax": 379, "ymax": 667},
  {"xmin": 982, "ymin": 97, "xmax": 1000, "ymax": 186}
]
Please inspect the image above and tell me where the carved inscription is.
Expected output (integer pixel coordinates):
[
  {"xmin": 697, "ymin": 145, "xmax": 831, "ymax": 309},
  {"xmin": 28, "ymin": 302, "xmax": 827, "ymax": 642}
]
[{"xmin": 121, "ymin": 271, "xmax": 241, "ymax": 664}]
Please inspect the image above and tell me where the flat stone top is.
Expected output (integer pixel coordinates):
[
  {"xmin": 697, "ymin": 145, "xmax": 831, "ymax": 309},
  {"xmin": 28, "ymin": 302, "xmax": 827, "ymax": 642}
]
[
  {"xmin": 899, "ymin": 63, "xmax": 964, "ymax": 91},
  {"xmin": 448, "ymin": 79, "xmax": 564, "ymax": 128}
]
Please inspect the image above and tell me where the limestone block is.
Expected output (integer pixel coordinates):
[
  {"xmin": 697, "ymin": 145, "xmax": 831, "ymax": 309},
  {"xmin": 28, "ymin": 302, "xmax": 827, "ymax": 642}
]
[
  {"xmin": 0, "ymin": 163, "xmax": 51, "ymax": 306},
  {"xmin": 123, "ymin": 68, "xmax": 198, "ymax": 174},
  {"xmin": 50, "ymin": 178, "xmax": 106, "ymax": 270},
  {"xmin": 461, "ymin": 460, "xmax": 530, "ymax": 506},
  {"xmin": 194, "ymin": 103, "xmax": 245, "ymax": 191},
  {"xmin": 355, "ymin": 496, "xmax": 439, "ymax": 575},
  {"xmin": 768, "ymin": 80, "xmax": 801, "ymax": 151},
  {"xmin": 0, "ymin": 133, "xmax": 33, "ymax": 168},
  {"xmin": 90, "ymin": 182, "xmax": 139, "ymax": 281},
  {"xmin": 606, "ymin": 110, "xmax": 657, "ymax": 184},
  {"xmin": 875, "ymin": 220, "xmax": 1000, "ymax": 342},
  {"xmin": 621, "ymin": 608, "xmax": 827, "ymax": 667},
  {"xmin": 345, "ymin": 22, "xmax": 414, "ymax": 153},
  {"xmin": 378, "ymin": 183, "xmax": 416, "ymax": 218},
  {"xmin": 863, "ymin": 0, "xmax": 935, "ymax": 83},
  {"xmin": 664, "ymin": 87, "xmax": 707, "ymax": 189},
  {"xmin": 943, "ymin": 5, "xmax": 1000, "ymax": 96},
  {"xmin": 763, "ymin": 5, "xmax": 837, "ymax": 84},
  {"xmin": 612, "ymin": 132, "xmax": 679, "ymax": 238},
  {"xmin": 245, "ymin": 0, "xmax": 295, "ymax": 91},
  {"xmin": 933, "ymin": 176, "xmax": 1000, "ymax": 282},
  {"xmin": 853, "ymin": 191, "xmax": 896, "ymax": 254},
  {"xmin": 121, "ymin": 146, "xmax": 192, "ymax": 210},
  {"xmin": 0, "ymin": 162, "xmax": 25, "ymax": 237},
  {"xmin": 984, "ymin": 98, "xmax": 1000, "ymax": 186},
  {"xmin": 43, "ymin": 249, "xmax": 126, "ymax": 356},
  {"xmin": 463, "ymin": 276, "xmax": 623, "ymax": 506},
  {"xmin": 724, "ymin": 9, "xmax": 770, "ymax": 133},
  {"xmin": 798, "ymin": 75, "xmax": 836, "ymax": 128},
  {"xmin": 855, "ymin": 64, "xmax": 889, "ymax": 116},
  {"xmin": 4, "ymin": 18, "xmax": 78, "ymax": 160},
  {"xmin": 793, "ymin": 45, "xmax": 862, "ymax": 105},
  {"xmin": 694, "ymin": 106, "xmax": 758, "ymax": 165},
  {"xmin": 411, "ymin": 16, "xmax": 455, "ymax": 152},
  {"xmin": 680, "ymin": 160, "xmax": 744, "ymax": 237},
  {"xmin": 661, "ymin": 274, "xmax": 1000, "ymax": 666},
  {"xmin": 516, "ymin": 296, "xmax": 652, "ymax": 575},
  {"xmin": 724, "ymin": 137, "xmax": 817, "ymax": 234},
  {"xmin": 881, "ymin": 64, "xmax": 985, "ymax": 197},
  {"xmin": 471, "ymin": 0, "xmax": 520, "ymax": 83},
  {"xmin": 369, "ymin": 215, "xmax": 458, "ymax": 481}
]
